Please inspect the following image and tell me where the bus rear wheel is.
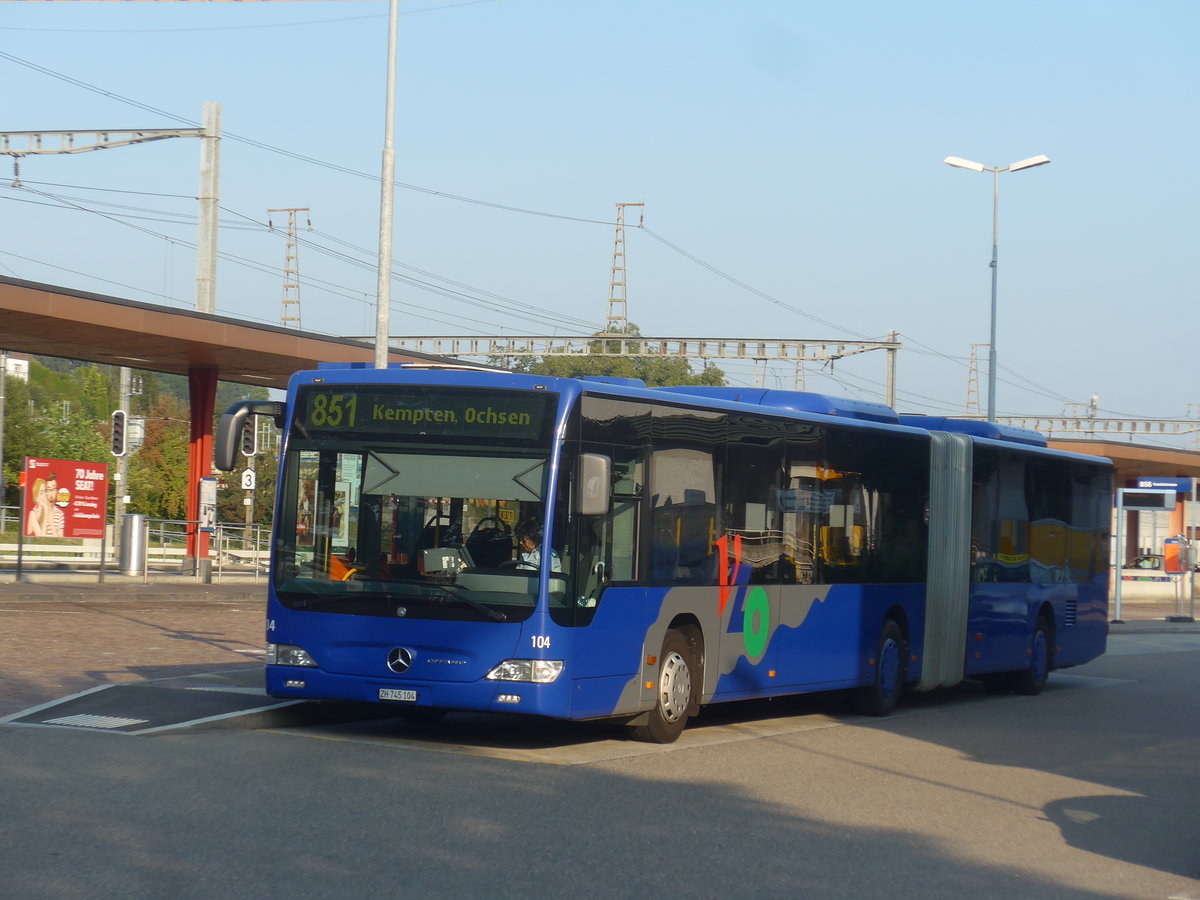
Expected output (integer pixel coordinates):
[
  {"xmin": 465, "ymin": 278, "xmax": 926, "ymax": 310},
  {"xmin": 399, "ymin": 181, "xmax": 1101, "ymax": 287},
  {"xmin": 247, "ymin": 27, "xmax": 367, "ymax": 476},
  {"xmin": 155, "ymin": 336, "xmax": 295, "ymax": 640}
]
[
  {"xmin": 632, "ymin": 629, "xmax": 696, "ymax": 744},
  {"xmin": 1011, "ymin": 615, "xmax": 1053, "ymax": 696},
  {"xmin": 853, "ymin": 617, "xmax": 906, "ymax": 716}
]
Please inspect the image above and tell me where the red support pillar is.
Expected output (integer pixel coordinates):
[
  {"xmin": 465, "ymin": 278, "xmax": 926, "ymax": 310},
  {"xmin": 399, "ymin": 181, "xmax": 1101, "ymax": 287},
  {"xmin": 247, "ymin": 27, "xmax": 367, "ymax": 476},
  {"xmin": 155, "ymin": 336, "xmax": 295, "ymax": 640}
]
[{"xmin": 185, "ymin": 367, "xmax": 218, "ymax": 565}]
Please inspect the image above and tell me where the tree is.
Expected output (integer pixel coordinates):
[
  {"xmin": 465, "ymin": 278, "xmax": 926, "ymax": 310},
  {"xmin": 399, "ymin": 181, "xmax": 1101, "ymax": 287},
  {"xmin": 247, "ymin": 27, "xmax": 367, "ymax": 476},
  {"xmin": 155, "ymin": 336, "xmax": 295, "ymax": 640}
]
[
  {"xmin": 2, "ymin": 362, "xmax": 112, "ymax": 518},
  {"xmin": 75, "ymin": 365, "xmax": 116, "ymax": 420},
  {"xmin": 216, "ymin": 445, "xmax": 278, "ymax": 530},
  {"xmin": 2, "ymin": 357, "xmax": 277, "ymax": 525},
  {"xmin": 495, "ymin": 324, "xmax": 726, "ymax": 387},
  {"xmin": 37, "ymin": 405, "xmax": 109, "ymax": 464},
  {"xmin": 6, "ymin": 363, "xmax": 109, "ymax": 466},
  {"xmin": 126, "ymin": 395, "xmax": 191, "ymax": 519},
  {"xmin": 1, "ymin": 376, "xmax": 35, "ymax": 509},
  {"xmin": 26, "ymin": 358, "xmax": 116, "ymax": 418}
]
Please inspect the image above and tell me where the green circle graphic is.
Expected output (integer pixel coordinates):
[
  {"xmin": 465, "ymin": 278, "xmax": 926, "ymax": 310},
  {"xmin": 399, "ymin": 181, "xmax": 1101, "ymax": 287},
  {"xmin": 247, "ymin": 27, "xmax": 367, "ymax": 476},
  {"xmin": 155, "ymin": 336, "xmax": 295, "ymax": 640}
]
[{"xmin": 742, "ymin": 586, "xmax": 769, "ymax": 658}]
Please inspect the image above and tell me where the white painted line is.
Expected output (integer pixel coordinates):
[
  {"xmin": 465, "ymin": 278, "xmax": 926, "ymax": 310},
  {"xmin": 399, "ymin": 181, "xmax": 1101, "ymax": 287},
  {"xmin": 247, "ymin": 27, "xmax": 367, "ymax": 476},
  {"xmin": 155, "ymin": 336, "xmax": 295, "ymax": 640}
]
[
  {"xmin": 0, "ymin": 683, "xmax": 118, "ymax": 724},
  {"xmin": 42, "ymin": 713, "xmax": 149, "ymax": 729},
  {"xmin": 131, "ymin": 699, "xmax": 303, "ymax": 735},
  {"xmin": 0, "ymin": 609, "xmax": 85, "ymax": 614}
]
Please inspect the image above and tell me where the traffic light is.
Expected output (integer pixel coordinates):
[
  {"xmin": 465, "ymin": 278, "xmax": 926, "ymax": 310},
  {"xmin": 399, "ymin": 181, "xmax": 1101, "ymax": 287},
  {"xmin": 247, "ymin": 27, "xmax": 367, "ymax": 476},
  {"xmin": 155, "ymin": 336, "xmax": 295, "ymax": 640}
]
[
  {"xmin": 111, "ymin": 410, "xmax": 128, "ymax": 457},
  {"xmin": 240, "ymin": 418, "xmax": 257, "ymax": 457}
]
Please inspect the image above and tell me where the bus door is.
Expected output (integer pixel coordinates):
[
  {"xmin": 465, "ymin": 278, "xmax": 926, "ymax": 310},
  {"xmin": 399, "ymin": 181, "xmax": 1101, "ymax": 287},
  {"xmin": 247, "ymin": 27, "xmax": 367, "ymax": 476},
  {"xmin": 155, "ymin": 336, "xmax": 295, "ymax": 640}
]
[
  {"xmin": 707, "ymin": 427, "xmax": 788, "ymax": 698},
  {"xmin": 562, "ymin": 446, "xmax": 649, "ymax": 717},
  {"xmin": 712, "ymin": 529, "xmax": 781, "ymax": 700}
]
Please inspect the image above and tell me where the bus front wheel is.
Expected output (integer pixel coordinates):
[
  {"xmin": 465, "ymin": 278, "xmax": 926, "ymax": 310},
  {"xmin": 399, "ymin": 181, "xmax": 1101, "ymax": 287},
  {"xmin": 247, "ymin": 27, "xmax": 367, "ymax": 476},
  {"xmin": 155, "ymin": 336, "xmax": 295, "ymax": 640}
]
[{"xmin": 632, "ymin": 629, "xmax": 696, "ymax": 744}]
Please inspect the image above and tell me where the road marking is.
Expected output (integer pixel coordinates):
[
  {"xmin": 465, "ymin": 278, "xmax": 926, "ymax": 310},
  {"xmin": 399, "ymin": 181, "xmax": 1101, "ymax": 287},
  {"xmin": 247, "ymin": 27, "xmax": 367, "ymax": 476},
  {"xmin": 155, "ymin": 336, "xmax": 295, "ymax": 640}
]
[
  {"xmin": 0, "ymin": 667, "xmax": 297, "ymax": 734},
  {"xmin": 1105, "ymin": 633, "xmax": 1200, "ymax": 656},
  {"xmin": 3, "ymin": 639, "xmax": 1188, "ymax": 757},
  {"xmin": 43, "ymin": 713, "xmax": 149, "ymax": 729},
  {"xmin": 0, "ymin": 609, "xmax": 85, "ymax": 614}
]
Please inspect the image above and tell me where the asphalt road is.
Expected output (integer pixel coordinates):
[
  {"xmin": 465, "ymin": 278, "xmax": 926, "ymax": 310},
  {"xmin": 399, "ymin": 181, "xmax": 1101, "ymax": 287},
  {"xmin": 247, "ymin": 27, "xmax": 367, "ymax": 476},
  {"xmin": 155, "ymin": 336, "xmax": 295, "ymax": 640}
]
[{"xmin": 1, "ymin": 593, "xmax": 1198, "ymax": 899}]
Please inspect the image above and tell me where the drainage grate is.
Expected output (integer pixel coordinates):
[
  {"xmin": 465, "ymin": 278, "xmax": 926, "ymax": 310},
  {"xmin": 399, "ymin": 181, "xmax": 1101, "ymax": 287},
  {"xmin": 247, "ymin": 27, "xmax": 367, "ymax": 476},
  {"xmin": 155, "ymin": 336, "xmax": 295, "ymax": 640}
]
[{"xmin": 42, "ymin": 714, "xmax": 150, "ymax": 730}]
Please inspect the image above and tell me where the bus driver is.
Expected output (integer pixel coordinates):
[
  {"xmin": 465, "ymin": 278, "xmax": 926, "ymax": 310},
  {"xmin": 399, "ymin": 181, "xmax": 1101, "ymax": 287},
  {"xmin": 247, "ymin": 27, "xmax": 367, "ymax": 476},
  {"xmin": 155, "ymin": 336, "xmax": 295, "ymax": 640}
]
[{"xmin": 516, "ymin": 519, "xmax": 561, "ymax": 572}]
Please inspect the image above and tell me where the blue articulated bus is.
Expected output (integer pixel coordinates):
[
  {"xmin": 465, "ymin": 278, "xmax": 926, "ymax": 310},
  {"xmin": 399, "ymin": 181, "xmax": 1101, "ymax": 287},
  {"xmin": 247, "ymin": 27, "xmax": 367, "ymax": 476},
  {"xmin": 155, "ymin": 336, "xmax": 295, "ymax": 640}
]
[{"xmin": 215, "ymin": 363, "xmax": 1112, "ymax": 743}]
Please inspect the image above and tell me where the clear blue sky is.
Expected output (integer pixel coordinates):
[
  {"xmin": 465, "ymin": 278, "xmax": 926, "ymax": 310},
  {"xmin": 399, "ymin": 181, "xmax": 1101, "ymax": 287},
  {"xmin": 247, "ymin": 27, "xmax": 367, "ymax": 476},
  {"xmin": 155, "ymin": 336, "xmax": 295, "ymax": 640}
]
[{"xmin": 1, "ymin": 0, "xmax": 1196, "ymax": 440}]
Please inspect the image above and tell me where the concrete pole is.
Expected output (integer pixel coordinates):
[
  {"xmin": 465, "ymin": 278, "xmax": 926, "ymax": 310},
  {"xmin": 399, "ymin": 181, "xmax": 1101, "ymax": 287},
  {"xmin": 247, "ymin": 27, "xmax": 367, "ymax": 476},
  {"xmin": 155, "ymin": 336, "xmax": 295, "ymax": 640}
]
[
  {"xmin": 987, "ymin": 169, "xmax": 999, "ymax": 423},
  {"xmin": 0, "ymin": 349, "xmax": 6, "ymax": 533},
  {"xmin": 243, "ymin": 442, "xmax": 255, "ymax": 548},
  {"xmin": 1113, "ymin": 491, "xmax": 1125, "ymax": 624},
  {"xmin": 114, "ymin": 366, "xmax": 131, "ymax": 559},
  {"xmin": 374, "ymin": 0, "xmax": 399, "ymax": 369},
  {"xmin": 885, "ymin": 329, "xmax": 898, "ymax": 409},
  {"xmin": 195, "ymin": 102, "xmax": 221, "ymax": 315}
]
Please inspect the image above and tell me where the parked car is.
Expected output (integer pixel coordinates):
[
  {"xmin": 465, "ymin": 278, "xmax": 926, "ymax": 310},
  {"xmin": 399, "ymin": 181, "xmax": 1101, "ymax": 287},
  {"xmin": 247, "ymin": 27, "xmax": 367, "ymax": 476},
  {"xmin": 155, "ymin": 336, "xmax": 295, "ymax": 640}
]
[
  {"xmin": 1123, "ymin": 554, "xmax": 1164, "ymax": 570},
  {"xmin": 1123, "ymin": 553, "xmax": 1200, "ymax": 572}
]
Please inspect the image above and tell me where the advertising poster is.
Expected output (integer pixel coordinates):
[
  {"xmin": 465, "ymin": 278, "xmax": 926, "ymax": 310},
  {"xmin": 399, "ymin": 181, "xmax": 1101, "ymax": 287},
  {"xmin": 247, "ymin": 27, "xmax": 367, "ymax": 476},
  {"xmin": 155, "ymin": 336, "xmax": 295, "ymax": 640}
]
[
  {"xmin": 199, "ymin": 477, "xmax": 217, "ymax": 532},
  {"xmin": 333, "ymin": 482, "xmax": 350, "ymax": 546},
  {"xmin": 23, "ymin": 457, "xmax": 109, "ymax": 540}
]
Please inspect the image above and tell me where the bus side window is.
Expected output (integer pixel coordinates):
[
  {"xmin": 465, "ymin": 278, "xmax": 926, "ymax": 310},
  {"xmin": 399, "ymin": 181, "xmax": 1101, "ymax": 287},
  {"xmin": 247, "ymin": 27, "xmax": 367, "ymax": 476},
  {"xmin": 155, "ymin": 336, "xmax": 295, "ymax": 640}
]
[
  {"xmin": 650, "ymin": 447, "xmax": 718, "ymax": 586},
  {"xmin": 576, "ymin": 499, "xmax": 638, "ymax": 601},
  {"xmin": 566, "ymin": 447, "xmax": 640, "ymax": 617}
]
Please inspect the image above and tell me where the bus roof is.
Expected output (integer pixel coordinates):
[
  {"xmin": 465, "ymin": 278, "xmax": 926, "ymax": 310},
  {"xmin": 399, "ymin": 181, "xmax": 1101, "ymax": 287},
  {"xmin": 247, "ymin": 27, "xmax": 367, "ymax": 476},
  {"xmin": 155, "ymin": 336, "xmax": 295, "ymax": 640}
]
[
  {"xmin": 655, "ymin": 386, "xmax": 900, "ymax": 424},
  {"xmin": 896, "ymin": 415, "xmax": 1048, "ymax": 447},
  {"xmin": 304, "ymin": 365, "xmax": 1054, "ymax": 448}
]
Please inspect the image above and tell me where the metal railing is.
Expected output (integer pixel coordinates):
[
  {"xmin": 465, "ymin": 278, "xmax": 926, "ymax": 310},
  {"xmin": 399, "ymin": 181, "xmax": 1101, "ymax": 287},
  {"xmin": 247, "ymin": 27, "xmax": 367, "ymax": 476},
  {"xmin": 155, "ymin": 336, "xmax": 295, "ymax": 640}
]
[{"xmin": 0, "ymin": 506, "xmax": 272, "ymax": 585}]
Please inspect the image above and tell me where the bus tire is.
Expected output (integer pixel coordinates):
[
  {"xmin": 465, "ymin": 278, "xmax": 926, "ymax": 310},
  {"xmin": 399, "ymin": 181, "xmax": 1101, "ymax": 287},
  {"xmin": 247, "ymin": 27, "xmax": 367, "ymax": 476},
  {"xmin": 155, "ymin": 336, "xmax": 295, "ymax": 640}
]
[
  {"xmin": 1011, "ymin": 614, "xmax": 1053, "ymax": 696},
  {"xmin": 632, "ymin": 629, "xmax": 696, "ymax": 744},
  {"xmin": 853, "ymin": 617, "xmax": 906, "ymax": 716}
]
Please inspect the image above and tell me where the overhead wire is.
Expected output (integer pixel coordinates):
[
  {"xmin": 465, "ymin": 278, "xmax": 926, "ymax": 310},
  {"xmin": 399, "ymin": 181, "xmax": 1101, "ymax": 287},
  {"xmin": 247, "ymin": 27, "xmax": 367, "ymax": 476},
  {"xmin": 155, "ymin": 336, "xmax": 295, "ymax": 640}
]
[
  {"xmin": 638, "ymin": 227, "xmax": 870, "ymax": 340},
  {"xmin": 7, "ymin": 171, "xmax": 962, "ymax": 402},
  {"xmin": 0, "ymin": 0, "xmax": 495, "ymax": 34},
  {"xmin": 0, "ymin": 46, "xmax": 1054, "ymax": 416},
  {"xmin": 0, "ymin": 178, "xmax": 600, "ymax": 334}
]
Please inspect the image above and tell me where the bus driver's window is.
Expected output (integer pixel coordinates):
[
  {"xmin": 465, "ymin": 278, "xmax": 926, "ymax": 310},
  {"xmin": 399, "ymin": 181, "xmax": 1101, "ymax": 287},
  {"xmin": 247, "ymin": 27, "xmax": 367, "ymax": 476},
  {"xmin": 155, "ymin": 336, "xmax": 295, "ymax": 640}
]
[{"xmin": 570, "ymin": 447, "xmax": 640, "ymax": 614}]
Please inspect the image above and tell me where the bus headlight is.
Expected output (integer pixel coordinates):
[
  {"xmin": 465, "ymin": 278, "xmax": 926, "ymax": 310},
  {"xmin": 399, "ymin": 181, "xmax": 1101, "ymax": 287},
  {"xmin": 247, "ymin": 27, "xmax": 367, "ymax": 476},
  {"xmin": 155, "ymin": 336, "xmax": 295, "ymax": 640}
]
[
  {"xmin": 485, "ymin": 659, "xmax": 564, "ymax": 684},
  {"xmin": 267, "ymin": 643, "xmax": 318, "ymax": 667}
]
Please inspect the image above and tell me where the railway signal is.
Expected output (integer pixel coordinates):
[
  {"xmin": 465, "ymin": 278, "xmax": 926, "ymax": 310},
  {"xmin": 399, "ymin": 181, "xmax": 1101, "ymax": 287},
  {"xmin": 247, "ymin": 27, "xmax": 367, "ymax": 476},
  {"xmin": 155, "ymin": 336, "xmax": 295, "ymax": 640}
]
[{"xmin": 111, "ymin": 410, "xmax": 128, "ymax": 457}]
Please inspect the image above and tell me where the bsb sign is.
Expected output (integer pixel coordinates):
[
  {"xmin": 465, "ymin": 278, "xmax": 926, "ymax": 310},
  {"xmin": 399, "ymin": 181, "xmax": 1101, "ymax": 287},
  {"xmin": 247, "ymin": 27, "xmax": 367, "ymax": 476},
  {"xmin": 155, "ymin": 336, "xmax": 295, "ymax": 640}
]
[
  {"xmin": 1134, "ymin": 477, "xmax": 1192, "ymax": 493},
  {"xmin": 23, "ymin": 457, "xmax": 109, "ymax": 540}
]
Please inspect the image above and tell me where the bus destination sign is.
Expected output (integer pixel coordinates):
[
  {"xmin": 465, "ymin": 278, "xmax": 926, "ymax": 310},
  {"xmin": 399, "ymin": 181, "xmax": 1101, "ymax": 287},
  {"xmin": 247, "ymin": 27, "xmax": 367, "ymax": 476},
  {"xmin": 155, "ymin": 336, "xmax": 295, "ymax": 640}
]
[{"xmin": 300, "ymin": 387, "xmax": 549, "ymax": 441}]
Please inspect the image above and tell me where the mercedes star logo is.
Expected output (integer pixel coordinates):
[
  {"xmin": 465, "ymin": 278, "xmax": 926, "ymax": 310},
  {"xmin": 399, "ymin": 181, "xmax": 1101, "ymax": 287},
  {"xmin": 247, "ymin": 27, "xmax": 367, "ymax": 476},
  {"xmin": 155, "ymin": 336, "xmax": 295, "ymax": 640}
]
[{"xmin": 387, "ymin": 647, "xmax": 414, "ymax": 674}]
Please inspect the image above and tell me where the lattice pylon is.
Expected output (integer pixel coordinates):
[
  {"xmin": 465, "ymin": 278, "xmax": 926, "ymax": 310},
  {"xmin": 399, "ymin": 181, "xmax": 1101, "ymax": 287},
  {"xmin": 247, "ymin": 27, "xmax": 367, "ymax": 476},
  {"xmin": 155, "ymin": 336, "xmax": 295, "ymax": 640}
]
[
  {"xmin": 965, "ymin": 343, "xmax": 988, "ymax": 416},
  {"xmin": 605, "ymin": 202, "xmax": 644, "ymax": 334},
  {"xmin": 268, "ymin": 207, "xmax": 310, "ymax": 330}
]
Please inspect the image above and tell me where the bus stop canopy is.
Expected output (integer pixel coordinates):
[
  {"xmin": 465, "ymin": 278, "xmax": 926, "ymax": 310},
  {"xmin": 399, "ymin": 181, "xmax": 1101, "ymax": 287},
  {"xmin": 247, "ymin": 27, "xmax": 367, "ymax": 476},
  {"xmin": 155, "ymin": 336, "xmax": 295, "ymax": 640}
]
[{"xmin": 0, "ymin": 274, "xmax": 446, "ymax": 388}]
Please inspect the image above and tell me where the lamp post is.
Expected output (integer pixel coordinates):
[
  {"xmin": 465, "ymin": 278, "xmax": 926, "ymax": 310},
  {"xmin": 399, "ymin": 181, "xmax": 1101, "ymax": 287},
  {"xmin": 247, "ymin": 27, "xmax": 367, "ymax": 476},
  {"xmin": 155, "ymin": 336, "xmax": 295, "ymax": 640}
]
[
  {"xmin": 944, "ymin": 154, "xmax": 1051, "ymax": 422},
  {"xmin": 375, "ymin": 0, "xmax": 400, "ymax": 369}
]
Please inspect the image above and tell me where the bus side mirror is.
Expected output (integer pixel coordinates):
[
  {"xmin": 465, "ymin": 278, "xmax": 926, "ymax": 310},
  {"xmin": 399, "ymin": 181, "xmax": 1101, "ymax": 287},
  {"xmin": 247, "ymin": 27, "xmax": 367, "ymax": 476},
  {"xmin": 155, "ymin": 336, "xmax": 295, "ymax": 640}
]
[
  {"xmin": 577, "ymin": 453, "xmax": 611, "ymax": 516},
  {"xmin": 215, "ymin": 400, "xmax": 284, "ymax": 472}
]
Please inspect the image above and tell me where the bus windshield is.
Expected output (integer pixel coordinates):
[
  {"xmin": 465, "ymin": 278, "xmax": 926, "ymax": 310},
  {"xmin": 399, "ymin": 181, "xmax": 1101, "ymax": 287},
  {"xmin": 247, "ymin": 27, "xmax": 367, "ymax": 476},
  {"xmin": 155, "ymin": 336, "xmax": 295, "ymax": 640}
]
[{"xmin": 273, "ymin": 386, "xmax": 564, "ymax": 623}]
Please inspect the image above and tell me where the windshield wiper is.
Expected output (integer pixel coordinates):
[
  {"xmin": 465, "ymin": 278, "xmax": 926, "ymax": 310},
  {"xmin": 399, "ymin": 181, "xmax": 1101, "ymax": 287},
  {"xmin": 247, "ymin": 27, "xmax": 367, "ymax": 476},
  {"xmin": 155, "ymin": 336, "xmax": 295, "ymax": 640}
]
[
  {"xmin": 434, "ymin": 582, "xmax": 508, "ymax": 622},
  {"xmin": 282, "ymin": 576, "xmax": 508, "ymax": 621}
]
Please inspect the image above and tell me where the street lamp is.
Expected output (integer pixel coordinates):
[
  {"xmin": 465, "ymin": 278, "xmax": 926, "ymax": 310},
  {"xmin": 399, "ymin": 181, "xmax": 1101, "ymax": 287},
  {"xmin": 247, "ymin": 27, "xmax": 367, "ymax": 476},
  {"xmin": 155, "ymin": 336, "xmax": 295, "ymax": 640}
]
[
  {"xmin": 944, "ymin": 154, "xmax": 1051, "ymax": 422},
  {"xmin": 375, "ymin": 0, "xmax": 400, "ymax": 369}
]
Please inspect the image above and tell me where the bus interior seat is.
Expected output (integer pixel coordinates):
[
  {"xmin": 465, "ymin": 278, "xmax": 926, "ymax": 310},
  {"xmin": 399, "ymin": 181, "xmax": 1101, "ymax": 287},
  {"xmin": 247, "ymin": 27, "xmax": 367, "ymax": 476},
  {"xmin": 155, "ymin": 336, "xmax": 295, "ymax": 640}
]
[{"xmin": 465, "ymin": 522, "xmax": 513, "ymax": 568}]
